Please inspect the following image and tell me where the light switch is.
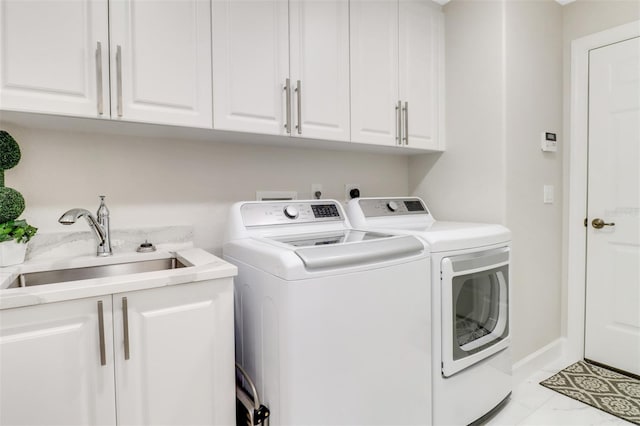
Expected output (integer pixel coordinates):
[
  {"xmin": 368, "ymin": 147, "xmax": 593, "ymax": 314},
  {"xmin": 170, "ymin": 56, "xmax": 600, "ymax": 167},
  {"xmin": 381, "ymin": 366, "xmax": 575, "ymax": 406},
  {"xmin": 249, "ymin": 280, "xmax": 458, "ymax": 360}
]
[{"xmin": 543, "ymin": 185, "xmax": 554, "ymax": 204}]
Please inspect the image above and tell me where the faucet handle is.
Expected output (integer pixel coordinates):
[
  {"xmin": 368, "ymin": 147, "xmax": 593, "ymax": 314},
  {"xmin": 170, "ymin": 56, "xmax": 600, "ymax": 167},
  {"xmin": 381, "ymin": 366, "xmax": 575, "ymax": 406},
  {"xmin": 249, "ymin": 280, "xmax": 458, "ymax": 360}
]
[{"xmin": 97, "ymin": 195, "xmax": 109, "ymax": 218}]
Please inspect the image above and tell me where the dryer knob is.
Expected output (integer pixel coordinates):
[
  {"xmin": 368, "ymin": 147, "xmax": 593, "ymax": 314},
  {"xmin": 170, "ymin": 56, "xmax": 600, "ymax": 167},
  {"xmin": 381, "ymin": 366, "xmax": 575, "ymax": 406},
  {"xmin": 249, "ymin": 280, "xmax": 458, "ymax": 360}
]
[
  {"xmin": 283, "ymin": 205, "xmax": 299, "ymax": 219},
  {"xmin": 387, "ymin": 201, "xmax": 399, "ymax": 212}
]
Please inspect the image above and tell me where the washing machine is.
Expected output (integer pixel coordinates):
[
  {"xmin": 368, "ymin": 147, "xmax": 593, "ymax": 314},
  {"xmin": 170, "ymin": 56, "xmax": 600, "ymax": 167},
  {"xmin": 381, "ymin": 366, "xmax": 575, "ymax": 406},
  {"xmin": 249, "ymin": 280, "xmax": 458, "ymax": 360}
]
[
  {"xmin": 223, "ymin": 199, "xmax": 432, "ymax": 426},
  {"xmin": 346, "ymin": 197, "xmax": 512, "ymax": 426}
]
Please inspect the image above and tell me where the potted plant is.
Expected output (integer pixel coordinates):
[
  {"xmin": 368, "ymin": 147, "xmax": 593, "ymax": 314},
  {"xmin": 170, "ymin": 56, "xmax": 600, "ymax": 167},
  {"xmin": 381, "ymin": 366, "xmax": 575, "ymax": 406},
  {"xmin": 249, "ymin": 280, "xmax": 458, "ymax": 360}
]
[{"xmin": 0, "ymin": 130, "xmax": 37, "ymax": 267}]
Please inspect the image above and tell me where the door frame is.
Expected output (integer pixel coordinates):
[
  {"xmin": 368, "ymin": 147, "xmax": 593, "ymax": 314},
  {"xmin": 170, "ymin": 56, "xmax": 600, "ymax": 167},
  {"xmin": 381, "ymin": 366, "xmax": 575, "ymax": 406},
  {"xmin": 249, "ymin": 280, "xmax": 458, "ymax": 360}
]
[{"xmin": 566, "ymin": 20, "xmax": 640, "ymax": 362}]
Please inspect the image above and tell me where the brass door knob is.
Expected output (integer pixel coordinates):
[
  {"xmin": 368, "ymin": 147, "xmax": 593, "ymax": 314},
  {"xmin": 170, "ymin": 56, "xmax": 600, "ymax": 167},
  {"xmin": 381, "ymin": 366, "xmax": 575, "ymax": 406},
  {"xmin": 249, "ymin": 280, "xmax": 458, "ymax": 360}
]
[{"xmin": 592, "ymin": 218, "xmax": 615, "ymax": 229}]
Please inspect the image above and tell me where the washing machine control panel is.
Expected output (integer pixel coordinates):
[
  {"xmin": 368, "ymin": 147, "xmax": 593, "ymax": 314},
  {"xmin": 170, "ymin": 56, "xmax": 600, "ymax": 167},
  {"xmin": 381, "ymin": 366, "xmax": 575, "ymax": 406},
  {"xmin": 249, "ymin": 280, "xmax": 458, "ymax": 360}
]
[
  {"xmin": 357, "ymin": 198, "xmax": 429, "ymax": 217},
  {"xmin": 241, "ymin": 201, "xmax": 344, "ymax": 227}
]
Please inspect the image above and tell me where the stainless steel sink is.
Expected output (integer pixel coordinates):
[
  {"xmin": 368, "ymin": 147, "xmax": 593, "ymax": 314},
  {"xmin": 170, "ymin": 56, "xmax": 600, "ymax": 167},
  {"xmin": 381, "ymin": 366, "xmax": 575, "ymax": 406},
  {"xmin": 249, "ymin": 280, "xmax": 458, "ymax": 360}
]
[{"xmin": 7, "ymin": 258, "xmax": 186, "ymax": 289}]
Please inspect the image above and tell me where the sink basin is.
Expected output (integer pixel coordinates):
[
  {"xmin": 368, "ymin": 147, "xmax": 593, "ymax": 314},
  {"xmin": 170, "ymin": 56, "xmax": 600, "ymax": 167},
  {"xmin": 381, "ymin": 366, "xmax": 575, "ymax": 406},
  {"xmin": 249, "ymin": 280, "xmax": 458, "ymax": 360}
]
[{"xmin": 7, "ymin": 258, "xmax": 186, "ymax": 289}]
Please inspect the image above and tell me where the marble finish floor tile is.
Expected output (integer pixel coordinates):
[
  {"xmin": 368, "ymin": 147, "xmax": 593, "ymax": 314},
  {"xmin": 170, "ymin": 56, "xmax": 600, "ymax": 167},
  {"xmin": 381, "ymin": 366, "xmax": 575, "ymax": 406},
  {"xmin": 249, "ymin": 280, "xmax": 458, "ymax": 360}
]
[{"xmin": 486, "ymin": 362, "xmax": 636, "ymax": 425}]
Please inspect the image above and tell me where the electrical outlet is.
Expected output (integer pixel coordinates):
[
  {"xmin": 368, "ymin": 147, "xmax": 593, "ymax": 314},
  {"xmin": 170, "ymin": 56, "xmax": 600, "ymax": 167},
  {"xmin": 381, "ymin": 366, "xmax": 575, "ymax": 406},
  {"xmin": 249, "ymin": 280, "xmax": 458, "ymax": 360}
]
[
  {"xmin": 311, "ymin": 184, "xmax": 323, "ymax": 199},
  {"xmin": 345, "ymin": 184, "xmax": 361, "ymax": 200}
]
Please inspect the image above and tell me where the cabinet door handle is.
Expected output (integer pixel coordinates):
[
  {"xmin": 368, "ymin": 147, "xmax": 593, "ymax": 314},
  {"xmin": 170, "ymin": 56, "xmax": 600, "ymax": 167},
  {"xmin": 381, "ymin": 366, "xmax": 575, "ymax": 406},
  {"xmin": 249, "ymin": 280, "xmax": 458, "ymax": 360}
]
[
  {"xmin": 295, "ymin": 80, "xmax": 302, "ymax": 135},
  {"xmin": 97, "ymin": 301, "xmax": 106, "ymax": 366},
  {"xmin": 284, "ymin": 78, "xmax": 291, "ymax": 134},
  {"xmin": 122, "ymin": 297, "xmax": 130, "ymax": 360},
  {"xmin": 116, "ymin": 45, "xmax": 123, "ymax": 117},
  {"xmin": 95, "ymin": 42, "xmax": 104, "ymax": 115},
  {"xmin": 396, "ymin": 101, "xmax": 402, "ymax": 145},
  {"xmin": 403, "ymin": 101, "xmax": 409, "ymax": 145}
]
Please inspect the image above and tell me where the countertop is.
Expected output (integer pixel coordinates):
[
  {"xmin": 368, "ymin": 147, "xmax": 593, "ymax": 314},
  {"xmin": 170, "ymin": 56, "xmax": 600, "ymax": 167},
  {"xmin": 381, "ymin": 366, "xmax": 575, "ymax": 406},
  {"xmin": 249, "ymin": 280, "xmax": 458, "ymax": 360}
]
[{"xmin": 0, "ymin": 248, "xmax": 237, "ymax": 310}]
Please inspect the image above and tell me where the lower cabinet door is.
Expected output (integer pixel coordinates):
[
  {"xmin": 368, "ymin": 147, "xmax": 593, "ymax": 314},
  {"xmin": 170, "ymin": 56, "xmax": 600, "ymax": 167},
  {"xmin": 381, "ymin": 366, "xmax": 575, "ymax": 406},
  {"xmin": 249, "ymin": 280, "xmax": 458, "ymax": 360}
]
[
  {"xmin": 112, "ymin": 279, "xmax": 235, "ymax": 426},
  {"xmin": 0, "ymin": 296, "xmax": 117, "ymax": 426}
]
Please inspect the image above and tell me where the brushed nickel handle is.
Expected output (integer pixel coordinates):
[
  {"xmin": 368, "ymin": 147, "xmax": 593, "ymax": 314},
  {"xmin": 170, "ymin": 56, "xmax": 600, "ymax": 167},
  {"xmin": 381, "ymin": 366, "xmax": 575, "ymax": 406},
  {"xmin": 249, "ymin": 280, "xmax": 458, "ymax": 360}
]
[
  {"xmin": 116, "ymin": 45, "xmax": 123, "ymax": 117},
  {"xmin": 96, "ymin": 42, "xmax": 103, "ymax": 115},
  {"xmin": 396, "ymin": 101, "xmax": 402, "ymax": 145},
  {"xmin": 122, "ymin": 297, "xmax": 130, "ymax": 360},
  {"xmin": 284, "ymin": 78, "xmax": 291, "ymax": 134},
  {"xmin": 403, "ymin": 101, "xmax": 409, "ymax": 145},
  {"xmin": 295, "ymin": 80, "xmax": 302, "ymax": 135},
  {"xmin": 97, "ymin": 301, "xmax": 106, "ymax": 366},
  {"xmin": 592, "ymin": 218, "xmax": 615, "ymax": 229}
]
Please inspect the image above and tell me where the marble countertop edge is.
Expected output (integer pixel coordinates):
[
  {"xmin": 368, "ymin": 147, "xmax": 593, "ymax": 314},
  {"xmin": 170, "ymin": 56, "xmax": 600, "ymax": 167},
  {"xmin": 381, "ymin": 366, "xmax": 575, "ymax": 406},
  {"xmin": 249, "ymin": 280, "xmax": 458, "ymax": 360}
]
[{"xmin": 0, "ymin": 248, "xmax": 237, "ymax": 311}]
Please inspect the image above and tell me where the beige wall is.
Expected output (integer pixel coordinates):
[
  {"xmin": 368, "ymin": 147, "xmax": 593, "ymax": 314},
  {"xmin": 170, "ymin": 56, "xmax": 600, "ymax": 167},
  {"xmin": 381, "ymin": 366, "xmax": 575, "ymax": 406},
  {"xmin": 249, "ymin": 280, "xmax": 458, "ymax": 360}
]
[
  {"xmin": 505, "ymin": 0, "xmax": 563, "ymax": 363},
  {"xmin": 409, "ymin": 0, "xmax": 506, "ymax": 223},
  {"xmin": 1, "ymin": 122, "xmax": 409, "ymax": 254},
  {"xmin": 410, "ymin": 0, "xmax": 564, "ymax": 363},
  {"xmin": 560, "ymin": 1, "xmax": 640, "ymax": 335}
]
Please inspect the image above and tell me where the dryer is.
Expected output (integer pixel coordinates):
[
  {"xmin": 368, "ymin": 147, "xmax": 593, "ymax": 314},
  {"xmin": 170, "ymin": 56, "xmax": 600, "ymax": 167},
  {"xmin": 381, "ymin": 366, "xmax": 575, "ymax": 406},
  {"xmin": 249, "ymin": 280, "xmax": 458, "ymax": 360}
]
[
  {"xmin": 346, "ymin": 197, "xmax": 512, "ymax": 426},
  {"xmin": 223, "ymin": 200, "xmax": 432, "ymax": 425}
]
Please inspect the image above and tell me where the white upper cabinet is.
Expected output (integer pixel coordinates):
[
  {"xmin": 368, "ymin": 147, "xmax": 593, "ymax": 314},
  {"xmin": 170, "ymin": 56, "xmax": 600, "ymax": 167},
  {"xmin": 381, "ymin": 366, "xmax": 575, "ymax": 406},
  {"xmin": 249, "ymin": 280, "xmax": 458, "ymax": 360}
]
[
  {"xmin": 289, "ymin": 0, "xmax": 350, "ymax": 141},
  {"xmin": 350, "ymin": 0, "xmax": 400, "ymax": 146},
  {"xmin": 213, "ymin": 0, "xmax": 350, "ymax": 141},
  {"xmin": 0, "ymin": 0, "xmax": 212, "ymax": 128},
  {"xmin": 212, "ymin": 0, "xmax": 289, "ymax": 135},
  {"xmin": 0, "ymin": 0, "xmax": 110, "ymax": 118},
  {"xmin": 351, "ymin": 0, "xmax": 444, "ymax": 150},
  {"xmin": 399, "ymin": 0, "xmax": 443, "ymax": 150},
  {"xmin": 109, "ymin": 0, "xmax": 213, "ymax": 128}
]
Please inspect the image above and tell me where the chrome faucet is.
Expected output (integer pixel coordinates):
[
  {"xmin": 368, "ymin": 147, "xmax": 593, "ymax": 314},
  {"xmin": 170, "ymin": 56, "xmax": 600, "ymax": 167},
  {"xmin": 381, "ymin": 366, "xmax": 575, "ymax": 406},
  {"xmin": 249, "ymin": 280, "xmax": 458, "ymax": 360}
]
[{"xmin": 59, "ymin": 196, "xmax": 112, "ymax": 256}]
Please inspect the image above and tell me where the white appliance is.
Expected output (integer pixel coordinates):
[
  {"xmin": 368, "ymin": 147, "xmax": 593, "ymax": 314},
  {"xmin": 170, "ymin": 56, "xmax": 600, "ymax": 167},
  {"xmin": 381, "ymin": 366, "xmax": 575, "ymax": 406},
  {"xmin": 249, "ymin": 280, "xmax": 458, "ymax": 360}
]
[
  {"xmin": 346, "ymin": 197, "xmax": 512, "ymax": 426},
  {"xmin": 223, "ymin": 200, "xmax": 432, "ymax": 426}
]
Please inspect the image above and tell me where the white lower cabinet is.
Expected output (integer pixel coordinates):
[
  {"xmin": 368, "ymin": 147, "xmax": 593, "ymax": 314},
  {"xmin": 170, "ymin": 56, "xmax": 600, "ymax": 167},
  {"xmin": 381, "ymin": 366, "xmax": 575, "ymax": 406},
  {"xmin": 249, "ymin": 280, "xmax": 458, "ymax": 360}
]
[
  {"xmin": 0, "ymin": 279, "xmax": 235, "ymax": 426},
  {"xmin": 113, "ymin": 281, "xmax": 235, "ymax": 426},
  {"xmin": 0, "ymin": 295, "xmax": 117, "ymax": 426}
]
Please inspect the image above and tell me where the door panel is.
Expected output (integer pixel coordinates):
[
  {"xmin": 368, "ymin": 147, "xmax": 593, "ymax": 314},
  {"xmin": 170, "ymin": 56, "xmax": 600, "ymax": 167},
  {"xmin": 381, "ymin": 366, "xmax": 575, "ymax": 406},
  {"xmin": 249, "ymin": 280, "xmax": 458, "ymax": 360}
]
[
  {"xmin": 113, "ymin": 281, "xmax": 235, "ymax": 426},
  {"xmin": 0, "ymin": 0, "xmax": 109, "ymax": 117},
  {"xmin": 585, "ymin": 36, "xmax": 640, "ymax": 376},
  {"xmin": 212, "ymin": 0, "xmax": 289, "ymax": 135},
  {"xmin": 110, "ymin": 0, "xmax": 212, "ymax": 128},
  {"xmin": 350, "ymin": 0, "xmax": 399, "ymax": 146},
  {"xmin": 399, "ymin": 0, "xmax": 442, "ymax": 150},
  {"xmin": 0, "ymin": 297, "xmax": 116, "ymax": 425},
  {"xmin": 289, "ymin": 0, "xmax": 350, "ymax": 141}
]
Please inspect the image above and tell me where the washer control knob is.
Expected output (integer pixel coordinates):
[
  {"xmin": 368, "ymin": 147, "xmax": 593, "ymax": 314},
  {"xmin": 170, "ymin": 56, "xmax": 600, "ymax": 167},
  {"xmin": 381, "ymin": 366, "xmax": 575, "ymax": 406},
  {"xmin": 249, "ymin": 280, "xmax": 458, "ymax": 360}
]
[
  {"xmin": 387, "ymin": 201, "xmax": 399, "ymax": 212},
  {"xmin": 283, "ymin": 205, "xmax": 299, "ymax": 219}
]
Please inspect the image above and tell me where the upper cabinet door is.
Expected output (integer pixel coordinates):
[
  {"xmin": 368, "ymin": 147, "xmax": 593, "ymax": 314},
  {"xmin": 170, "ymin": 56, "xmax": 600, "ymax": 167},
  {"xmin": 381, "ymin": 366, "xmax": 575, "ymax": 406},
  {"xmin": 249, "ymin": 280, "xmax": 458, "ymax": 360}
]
[
  {"xmin": 350, "ymin": 0, "xmax": 400, "ymax": 146},
  {"xmin": 109, "ymin": 0, "xmax": 213, "ymax": 128},
  {"xmin": 399, "ymin": 0, "xmax": 444, "ymax": 150},
  {"xmin": 212, "ymin": 0, "xmax": 289, "ymax": 135},
  {"xmin": 0, "ymin": 0, "xmax": 109, "ymax": 118},
  {"xmin": 289, "ymin": 0, "xmax": 350, "ymax": 141}
]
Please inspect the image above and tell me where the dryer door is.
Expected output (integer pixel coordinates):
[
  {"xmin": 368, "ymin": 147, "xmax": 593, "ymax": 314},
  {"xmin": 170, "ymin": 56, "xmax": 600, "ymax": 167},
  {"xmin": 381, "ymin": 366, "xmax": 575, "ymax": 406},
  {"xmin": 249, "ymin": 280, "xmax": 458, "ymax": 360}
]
[{"xmin": 441, "ymin": 247, "xmax": 510, "ymax": 377}]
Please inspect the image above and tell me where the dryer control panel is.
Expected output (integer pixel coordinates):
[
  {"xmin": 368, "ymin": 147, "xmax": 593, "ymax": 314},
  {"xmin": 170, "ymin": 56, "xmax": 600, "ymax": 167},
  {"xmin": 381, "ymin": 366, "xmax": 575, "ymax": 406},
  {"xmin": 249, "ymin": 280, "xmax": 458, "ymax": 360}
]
[
  {"xmin": 241, "ymin": 201, "xmax": 344, "ymax": 227},
  {"xmin": 356, "ymin": 198, "xmax": 429, "ymax": 218}
]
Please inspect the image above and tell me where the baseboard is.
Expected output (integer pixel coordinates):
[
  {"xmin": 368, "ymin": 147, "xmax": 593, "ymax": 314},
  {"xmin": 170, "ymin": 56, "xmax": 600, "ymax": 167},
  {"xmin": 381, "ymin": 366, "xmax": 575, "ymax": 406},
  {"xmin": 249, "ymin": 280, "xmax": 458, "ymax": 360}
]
[{"xmin": 512, "ymin": 338, "xmax": 567, "ymax": 385}]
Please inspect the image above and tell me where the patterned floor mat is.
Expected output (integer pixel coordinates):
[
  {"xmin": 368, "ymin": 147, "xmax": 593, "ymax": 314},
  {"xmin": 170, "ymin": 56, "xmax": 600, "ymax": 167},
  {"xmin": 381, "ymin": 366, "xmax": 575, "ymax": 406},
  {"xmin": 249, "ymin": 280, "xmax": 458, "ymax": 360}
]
[{"xmin": 540, "ymin": 360, "xmax": 640, "ymax": 425}]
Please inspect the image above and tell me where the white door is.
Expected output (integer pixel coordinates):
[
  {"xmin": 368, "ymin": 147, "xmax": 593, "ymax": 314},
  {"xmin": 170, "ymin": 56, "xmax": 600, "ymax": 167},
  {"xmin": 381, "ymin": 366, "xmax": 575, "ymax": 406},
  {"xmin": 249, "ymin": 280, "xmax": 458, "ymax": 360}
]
[
  {"xmin": 109, "ymin": 0, "xmax": 212, "ymax": 128},
  {"xmin": 212, "ymin": 0, "xmax": 289, "ymax": 135},
  {"xmin": 289, "ymin": 0, "xmax": 350, "ymax": 141},
  {"xmin": 585, "ymin": 36, "xmax": 640, "ymax": 376},
  {"xmin": 113, "ymin": 281, "xmax": 235, "ymax": 426},
  {"xmin": 0, "ymin": 0, "xmax": 109, "ymax": 118},
  {"xmin": 350, "ymin": 0, "xmax": 400, "ymax": 146},
  {"xmin": 0, "ymin": 297, "xmax": 117, "ymax": 425},
  {"xmin": 398, "ymin": 0, "xmax": 443, "ymax": 150}
]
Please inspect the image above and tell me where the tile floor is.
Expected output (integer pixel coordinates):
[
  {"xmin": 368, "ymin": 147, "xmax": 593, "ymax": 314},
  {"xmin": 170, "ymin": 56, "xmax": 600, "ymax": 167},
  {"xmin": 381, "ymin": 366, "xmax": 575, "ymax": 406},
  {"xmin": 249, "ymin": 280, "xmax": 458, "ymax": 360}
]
[{"xmin": 485, "ymin": 360, "xmax": 635, "ymax": 425}]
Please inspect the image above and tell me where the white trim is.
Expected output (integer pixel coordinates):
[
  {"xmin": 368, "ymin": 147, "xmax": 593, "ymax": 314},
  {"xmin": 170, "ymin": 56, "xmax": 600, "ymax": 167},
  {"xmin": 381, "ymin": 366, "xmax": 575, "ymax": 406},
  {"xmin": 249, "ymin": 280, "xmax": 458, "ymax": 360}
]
[
  {"xmin": 566, "ymin": 21, "xmax": 640, "ymax": 363},
  {"xmin": 512, "ymin": 338, "xmax": 566, "ymax": 385}
]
